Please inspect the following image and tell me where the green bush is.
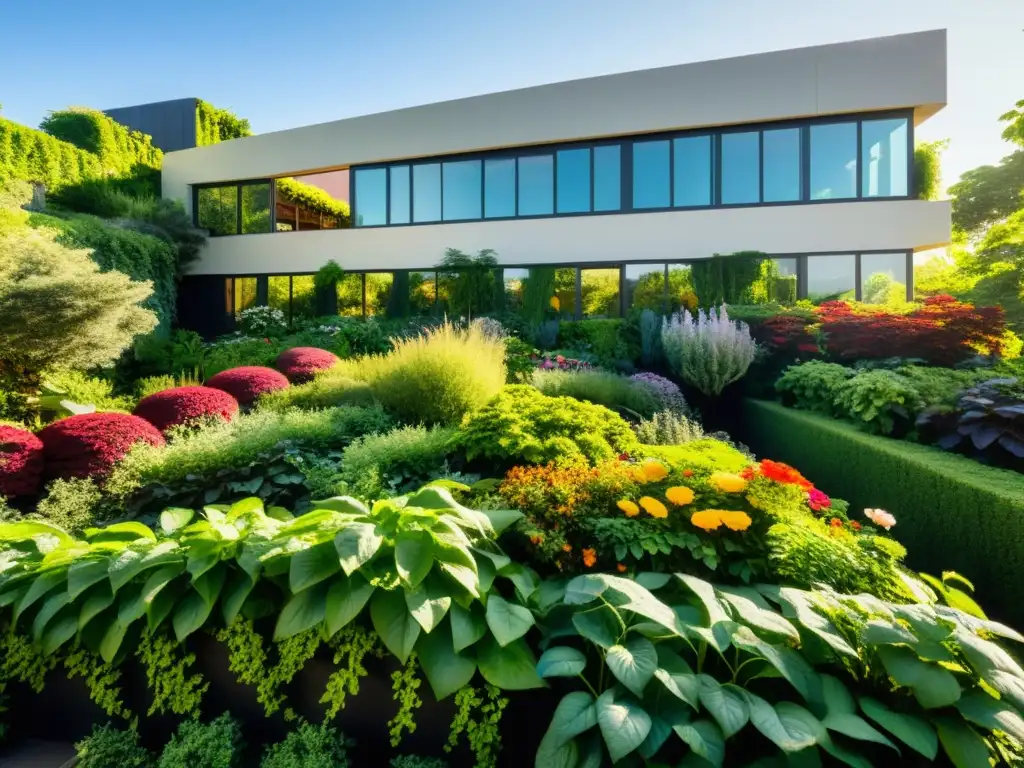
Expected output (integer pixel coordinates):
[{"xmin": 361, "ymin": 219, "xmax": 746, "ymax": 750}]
[
  {"xmin": 40, "ymin": 108, "xmax": 162, "ymax": 177},
  {"xmin": 557, "ymin": 319, "xmax": 637, "ymax": 366},
  {"xmin": 75, "ymin": 723, "xmax": 153, "ymax": 768},
  {"xmin": 633, "ymin": 409, "xmax": 704, "ymax": 445},
  {"xmin": 742, "ymin": 399, "xmax": 1024, "ymax": 626},
  {"xmin": 260, "ymin": 373, "xmax": 375, "ymax": 411},
  {"xmin": 136, "ymin": 373, "xmax": 201, "ymax": 399},
  {"xmin": 45, "ymin": 369, "xmax": 134, "ymax": 412},
  {"xmin": 0, "ymin": 117, "xmax": 103, "ymax": 191},
  {"xmin": 335, "ymin": 425, "xmax": 457, "ymax": 498},
  {"xmin": 455, "ymin": 385, "xmax": 639, "ymax": 466},
  {"xmin": 638, "ymin": 437, "xmax": 752, "ymax": 473},
  {"xmin": 34, "ymin": 477, "xmax": 106, "ymax": 534},
  {"xmin": 775, "ymin": 361, "xmax": 853, "ymax": 417},
  {"xmin": 831, "ymin": 369, "xmax": 923, "ymax": 435},
  {"xmin": 260, "ymin": 721, "xmax": 351, "ymax": 768},
  {"xmin": 390, "ymin": 757, "xmax": 448, "ymax": 768},
  {"xmin": 195, "ymin": 100, "xmax": 252, "ymax": 145},
  {"xmin": 204, "ymin": 338, "xmax": 289, "ymax": 378},
  {"xmin": 895, "ymin": 364, "xmax": 991, "ymax": 408},
  {"xmin": 531, "ymin": 369, "xmax": 659, "ymax": 418},
  {"xmin": 913, "ymin": 139, "xmax": 945, "ymax": 201},
  {"xmin": 158, "ymin": 713, "xmax": 243, "ymax": 768}
]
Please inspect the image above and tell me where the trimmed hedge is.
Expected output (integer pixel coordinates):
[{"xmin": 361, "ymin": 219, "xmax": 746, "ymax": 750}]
[
  {"xmin": 742, "ymin": 399, "xmax": 1024, "ymax": 625},
  {"xmin": 38, "ymin": 412, "xmax": 165, "ymax": 481},
  {"xmin": 39, "ymin": 108, "xmax": 161, "ymax": 177},
  {"xmin": 0, "ymin": 118, "xmax": 102, "ymax": 191},
  {"xmin": 133, "ymin": 386, "xmax": 239, "ymax": 432},
  {"xmin": 276, "ymin": 346, "xmax": 340, "ymax": 383},
  {"xmin": 205, "ymin": 366, "xmax": 290, "ymax": 406}
]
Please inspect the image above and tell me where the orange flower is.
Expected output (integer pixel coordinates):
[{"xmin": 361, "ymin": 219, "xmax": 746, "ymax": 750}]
[
  {"xmin": 639, "ymin": 496, "xmax": 669, "ymax": 519},
  {"xmin": 582, "ymin": 548, "xmax": 597, "ymax": 567},
  {"xmin": 562, "ymin": 543, "xmax": 573, "ymax": 553},
  {"xmin": 709, "ymin": 472, "xmax": 749, "ymax": 493},
  {"xmin": 529, "ymin": 534, "xmax": 544, "ymax": 545},
  {"xmin": 759, "ymin": 459, "xmax": 813, "ymax": 490},
  {"xmin": 718, "ymin": 511, "xmax": 752, "ymax": 532},
  {"xmin": 690, "ymin": 510, "xmax": 723, "ymax": 531},
  {"xmin": 550, "ymin": 296, "xmax": 560, "ymax": 311},
  {"xmin": 691, "ymin": 509, "xmax": 751, "ymax": 532},
  {"xmin": 640, "ymin": 460, "xmax": 669, "ymax": 482},
  {"xmin": 617, "ymin": 499, "xmax": 640, "ymax": 517},
  {"xmin": 830, "ymin": 518, "xmax": 843, "ymax": 528},
  {"xmin": 665, "ymin": 486, "xmax": 695, "ymax": 506},
  {"xmin": 682, "ymin": 469, "xmax": 694, "ymax": 478},
  {"xmin": 616, "ymin": 563, "xmax": 627, "ymax": 573}
]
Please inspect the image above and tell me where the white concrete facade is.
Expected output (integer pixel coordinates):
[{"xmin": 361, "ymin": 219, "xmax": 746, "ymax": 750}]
[{"xmin": 161, "ymin": 28, "xmax": 950, "ymax": 277}]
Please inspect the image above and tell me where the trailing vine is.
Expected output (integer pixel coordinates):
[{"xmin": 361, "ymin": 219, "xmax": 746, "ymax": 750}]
[
  {"xmin": 64, "ymin": 649, "xmax": 130, "ymax": 722},
  {"xmin": 0, "ymin": 632, "xmax": 57, "ymax": 693},
  {"xmin": 136, "ymin": 631, "xmax": 208, "ymax": 717},
  {"xmin": 445, "ymin": 685, "xmax": 508, "ymax": 768},
  {"xmin": 320, "ymin": 625, "xmax": 384, "ymax": 718},
  {"xmin": 388, "ymin": 653, "xmax": 422, "ymax": 747}
]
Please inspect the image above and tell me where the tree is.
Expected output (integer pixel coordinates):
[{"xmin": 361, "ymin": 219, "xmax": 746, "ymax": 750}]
[
  {"xmin": 436, "ymin": 248, "xmax": 499, "ymax": 318},
  {"xmin": 1001, "ymin": 98, "xmax": 1024, "ymax": 148},
  {"xmin": 949, "ymin": 151, "xmax": 1024, "ymax": 238},
  {"xmin": 0, "ymin": 226, "xmax": 157, "ymax": 387}
]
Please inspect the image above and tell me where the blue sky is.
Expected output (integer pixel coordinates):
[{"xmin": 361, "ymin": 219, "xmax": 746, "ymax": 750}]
[{"xmin": 2, "ymin": 0, "xmax": 1021, "ymax": 186}]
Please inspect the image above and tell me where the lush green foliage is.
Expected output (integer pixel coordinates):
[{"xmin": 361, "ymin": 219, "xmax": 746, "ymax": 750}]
[
  {"xmin": 40, "ymin": 108, "xmax": 161, "ymax": 177},
  {"xmin": 831, "ymin": 369, "xmax": 923, "ymax": 435},
  {"xmin": 951, "ymin": 150, "xmax": 1024, "ymax": 238},
  {"xmin": 333, "ymin": 425, "xmax": 458, "ymax": 499},
  {"xmin": 744, "ymin": 399, "xmax": 1024, "ymax": 627},
  {"xmin": 203, "ymin": 338, "xmax": 289, "ymax": 378},
  {"xmin": 259, "ymin": 721, "xmax": 351, "ymax": 768},
  {"xmin": 633, "ymin": 409, "xmax": 704, "ymax": 445},
  {"xmin": 775, "ymin": 361, "xmax": 853, "ymax": 417},
  {"xmin": 689, "ymin": 251, "xmax": 770, "ymax": 306},
  {"xmin": 275, "ymin": 177, "xmax": 351, "ymax": 226},
  {"xmin": 557, "ymin": 319, "xmax": 638, "ymax": 368},
  {"xmin": 436, "ymin": 248, "xmax": 501, "ymax": 317},
  {"xmin": 0, "ymin": 117, "xmax": 103, "ymax": 191},
  {"xmin": 75, "ymin": 723, "xmax": 153, "ymax": 768},
  {"xmin": 157, "ymin": 713, "xmax": 244, "ymax": 768},
  {"xmin": 195, "ymin": 101, "xmax": 252, "ymax": 146},
  {"xmin": 531, "ymin": 369, "xmax": 660, "ymax": 419},
  {"xmin": 260, "ymin": 373, "xmax": 375, "ymax": 411},
  {"xmin": 33, "ymin": 477, "xmax": 107, "ymax": 534},
  {"xmin": 456, "ymin": 385, "xmax": 639, "ymax": 467},
  {"xmin": 45, "ymin": 369, "xmax": 134, "ymax": 413},
  {"xmin": 390, "ymin": 756, "xmax": 448, "ymax": 768},
  {"xmin": 913, "ymin": 139, "xmax": 946, "ymax": 201}
]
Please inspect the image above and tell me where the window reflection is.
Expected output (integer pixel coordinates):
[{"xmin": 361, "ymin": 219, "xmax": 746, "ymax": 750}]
[
  {"xmin": 746, "ymin": 258, "xmax": 798, "ymax": 304},
  {"xmin": 241, "ymin": 184, "xmax": 271, "ymax": 233},
  {"xmin": 291, "ymin": 275, "xmax": 317, "ymax": 319},
  {"xmin": 198, "ymin": 186, "xmax": 237, "ymax": 236},
  {"xmin": 233, "ymin": 277, "xmax": 258, "ymax": 314},
  {"xmin": 390, "ymin": 166, "xmax": 410, "ymax": 224},
  {"xmin": 268, "ymin": 276, "xmax": 291, "ymax": 321},
  {"xmin": 557, "ymin": 148, "xmax": 590, "ymax": 213},
  {"xmin": 365, "ymin": 273, "xmax": 393, "ymax": 316},
  {"xmin": 581, "ymin": 268, "xmax": 620, "ymax": 318},
  {"xmin": 763, "ymin": 128, "xmax": 801, "ymax": 202},
  {"xmin": 410, "ymin": 271, "xmax": 437, "ymax": 315},
  {"xmin": 807, "ymin": 255, "xmax": 856, "ymax": 302},
  {"xmin": 810, "ymin": 123, "xmax": 857, "ymax": 200},
  {"xmin": 554, "ymin": 268, "xmax": 576, "ymax": 318},
  {"xmin": 443, "ymin": 160, "xmax": 482, "ymax": 221},
  {"xmin": 667, "ymin": 265, "xmax": 696, "ymax": 313},
  {"xmin": 861, "ymin": 252, "xmax": 908, "ymax": 304},
  {"xmin": 413, "ymin": 164, "xmax": 441, "ymax": 223},
  {"xmin": 485, "ymin": 159, "xmax": 516, "ymax": 218},
  {"xmin": 502, "ymin": 268, "xmax": 529, "ymax": 310},
  {"xmin": 862, "ymin": 119, "xmax": 908, "ymax": 198},
  {"xmin": 721, "ymin": 132, "xmax": 760, "ymax": 205},
  {"xmin": 337, "ymin": 273, "xmax": 364, "ymax": 316},
  {"xmin": 518, "ymin": 155, "xmax": 554, "ymax": 216},
  {"xmin": 633, "ymin": 140, "xmax": 670, "ymax": 209},
  {"xmin": 625, "ymin": 264, "xmax": 666, "ymax": 312},
  {"xmin": 277, "ymin": 172, "xmax": 349, "ymax": 231},
  {"xmin": 673, "ymin": 136, "xmax": 711, "ymax": 207},
  {"xmin": 354, "ymin": 169, "xmax": 387, "ymax": 227},
  {"xmin": 593, "ymin": 145, "xmax": 621, "ymax": 211}
]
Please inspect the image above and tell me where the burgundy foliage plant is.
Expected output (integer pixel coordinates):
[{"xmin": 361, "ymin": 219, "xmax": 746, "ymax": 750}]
[
  {"xmin": 204, "ymin": 366, "xmax": 290, "ymax": 406},
  {"xmin": 276, "ymin": 347, "xmax": 341, "ymax": 383},
  {"xmin": 133, "ymin": 386, "xmax": 239, "ymax": 432},
  {"xmin": 0, "ymin": 425, "xmax": 45, "ymax": 498},
  {"xmin": 37, "ymin": 413, "xmax": 165, "ymax": 481}
]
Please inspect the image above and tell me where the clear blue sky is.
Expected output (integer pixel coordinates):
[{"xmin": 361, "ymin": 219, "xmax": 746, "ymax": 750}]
[{"xmin": 1, "ymin": 0, "xmax": 1021, "ymax": 187}]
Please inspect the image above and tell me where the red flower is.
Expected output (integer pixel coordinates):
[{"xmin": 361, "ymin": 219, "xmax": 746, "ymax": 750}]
[
  {"xmin": 797, "ymin": 344, "xmax": 820, "ymax": 353},
  {"xmin": 0, "ymin": 426, "xmax": 44, "ymax": 497},
  {"xmin": 38, "ymin": 413, "xmax": 165, "ymax": 481},
  {"xmin": 830, "ymin": 518, "xmax": 843, "ymax": 528},
  {"xmin": 759, "ymin": 459, "xmax": 813, "ymax": 490},
  {"xmin": 850, "ymin": 521, "xmax": 862, "ymax": 531},
  {"xmin": 682, "ymin": 469, "xmax": 694, "ymax": 478},
  {"xmin": 133, "ymin": 386, "xmax": 239, "ymax": 433},
  {"xmin": 740, "ymin": 466, "xmax": 755, "ymax": 481},
  {"xmin": 807, "ymin": 488, "xmax": 831, "ymax": 512},
  {"xmin": 618, "ymin": 453, "xmax": 631, "ymax": 462}
]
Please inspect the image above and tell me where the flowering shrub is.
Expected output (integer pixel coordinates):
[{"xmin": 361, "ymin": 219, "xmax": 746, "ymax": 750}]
[
  {"xmin": 275, "ymin": 347, "xmax": 341, "ymax": 383},
  {"xmin": 236, "ymin": 305, "xmax": 287, "ymax": 336},
  {"xmin": 205, "ymin": 366, "xmax": 290, "ymax": 406},
  {"xmin": 661, "ymin": 305, "xmax": 757, "ymax": 395},
  {"xmin": 629, "ymin": 372, "xmax": 690, "ymax": 414},
  {"xmin": 132, "ymin": 386, "xmax": 239, "ymax": 433},
  {"xmin": 37, "ymin": 412, "xmax": 165, "ymax": 481},
  {"xmin": 0, "ymin": 425, "xmax": 44, "ymax": 497},
  {"xmin": 532, "ymin": 353, "xmax": 594, "ymax": 372}
]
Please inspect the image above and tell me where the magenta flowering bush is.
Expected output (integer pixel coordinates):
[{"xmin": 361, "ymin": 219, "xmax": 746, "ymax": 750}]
[
  {"xmin": 531, "ymin": 353, "xmax": 594, "ymax": 372},
  {"xmin": 629, "ymin": 372, "xmax": 690, "ymax": 414}
]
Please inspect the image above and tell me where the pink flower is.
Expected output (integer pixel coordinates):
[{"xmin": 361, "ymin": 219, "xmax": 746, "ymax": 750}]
[
  {"xmin": 864, "ymin": 508, "xmax": 896, "ymax": 530},
  {"xmin": 807, "ymin": 488, "xmax": 831, "ymax": 512},
  {"xmin": 542, "ymin": 359, "xmax": 554, "ymax": 369}
]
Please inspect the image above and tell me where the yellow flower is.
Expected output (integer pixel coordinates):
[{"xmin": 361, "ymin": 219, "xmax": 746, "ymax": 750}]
[
  {"xmin": 690, "ymin": 510, "xmax": 723, "ymax": 531},
  {"xmin": 719, "ymin": 511, "xmax": 753, "ymax": 531},
  {"xmin": 709, "ymin": 472, "xmax": 749, "ymax": 493},
  {"xmin": 640, "ymin": 460, "xmax": 669, "ymax": 482},
  {"xmin": 617, "ymin": 499, "xmax": 640, "ymax": 517},
  {"xmin": 550, "ymin": 296, "xmax": 560, "ymax": 311},
  {"xmin": 665, "ymin": 486, "xmax": 695, "ymax": 506},
  {"xmin": 639, "ymin": 496, "xmax": 668, "ymax": 519}
]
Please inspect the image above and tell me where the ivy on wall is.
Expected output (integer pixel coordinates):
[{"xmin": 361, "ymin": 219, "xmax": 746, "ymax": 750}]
[
  {"xmin": 195, "ymin": 100, "xmax": 253, "ymax": 146},
  {"xmin": 40, "ymin": 108, "xmax": 162, "ymax": 177},
  {"xmin": 0, "ymin": 118, "xmax": 103, "ymax": 192},
  {"xmin": 914, "ymin": 139, "xmax": 947, "ymax": 201},
  {"xmin": 276, "ymin": 176, "xmax": 351, "ymax": 225}
]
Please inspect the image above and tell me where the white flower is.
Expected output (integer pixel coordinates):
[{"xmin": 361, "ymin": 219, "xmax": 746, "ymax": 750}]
[{"xmin": 864, "ymin": 508, "xmax": 897, "ymax": 530}]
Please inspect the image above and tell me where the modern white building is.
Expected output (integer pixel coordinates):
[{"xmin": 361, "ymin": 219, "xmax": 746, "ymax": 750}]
[{"xmin": 160, "ymin": 28, "xmax": 950, "ymax": 334}]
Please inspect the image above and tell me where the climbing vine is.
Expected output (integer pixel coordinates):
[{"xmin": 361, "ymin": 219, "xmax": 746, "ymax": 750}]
[
  {"xmin": 388, "ymin": 653, "xmax": 422, "ymax": 747},
  {"xmin": 320, "ymin": 625, "xmax": 384, "ymax": 718},
  {"xmin": 445, "ymin": 685, "xmax": 508, "ymax": 768},
  {"xmin": 136, "ymin": 631, "xmax": 208, "ymax": 717},
  {"xmin": 64, "ymin": 649, "xmax": 130, "ymax": 722}
]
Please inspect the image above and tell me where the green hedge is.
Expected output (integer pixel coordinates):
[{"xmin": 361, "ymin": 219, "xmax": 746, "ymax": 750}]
[
  {"xmin": 195, "ymin": 99, "xmax": 252, "ymax": 146},
  {"xmin": 40, "ymin": 108, "xmax": 161, "ymax": 177},
  {"xmin": 0, "ymin": 118, "xmax": 103, "ymax": 191},
  {"xmin": 742, "ymin": 399, "xmax": 1024, "ymax": 625}
]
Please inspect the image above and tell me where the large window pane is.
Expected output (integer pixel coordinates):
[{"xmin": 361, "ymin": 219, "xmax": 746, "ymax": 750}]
[
  {"xmin": 484, "ymin": 159, "xmax": 515, "ymax": 218},
  {"xmin": 241, "ymin": 184, "xmax": 271, "ymax": 233},
  {"xmin": 581, "ymin": 269, "xmax": 620, "ymax": 318},
  {"xmin": 503, "ymin": 268, "xmax": 529, "ymax": 310},
  {"xmin": 763, "ymin": 128, "xmax": 801, "ymax": 202},
  {"xmin": 390, "ymin": 166, "xmax": 410, "ymax": 224},
  {"xmin": 861, "ymin": 252, "xmax": 908, "ymax": 304},
  {"xmin": 365, "ymin": 273, "xmax": 393, "ymax": 317},
  {"xmin": 721, "ymin": 132, "xmax": 760, "ymax": 205},
  {"xmin": 667, "ymin": 265, "xmax": 696, "ymax": 313},
  {"xmin": 862, "ymin": 118, "xmax": 908, "ymax": 198},
  {"xmin": 197, "ymin": 186, "xmax": 237, "ymax": 236},
  {"xmin": 268, "ymin": 276, "xmax": 291, "ymax": 322},
  {"xmin": 554, "ymin": 268, "xmax": 577, "ymax": 318},
  {"xmin": 673, "ymin": 136, "xmax": 711, "ymax": 207},
  {"xmin": 410, "ymin": 271, "xmax": 437, "ymax": 315},
  {"xmin": 337, "ymin": 273, "xmax": 364, "ymax": 317},
  {"xmin": 593, "ymin": 145, "xmax": 621, "ymax": 212},
  {"xmin": 557, "ymin": 148, "xmax": 590, "ymax": 213},
  {"xmin": 746, "ymin": 258, "xmax": 798, "ymax": 304},
  {"xmin": 443, "ymin": 160, "xmax": 482, "ymax": 221},
  {"xmin": 291, "ymin": 275, "xmax": 317, "ymax": 319},
  {"xmin": 413, "ymin": 164, "xmax": 441, "ymax": 223},
  {"xmin": 625, "ymin": 264, "xmax": 666, "ymax": 312},
  {"xmin": 633, "ymin": 140, "xmax": 670, "ymax": 209},
  {"xmin": 518, "ymin": 155, "xmax": 554, "ymax": 216},
  {"xmin": 354, "ymin": 169, "xmax": 387, "ymax": 227},
  {"xmin": 233, "ymin": 277, "xmax": 257, "ymax": 314},
  {"xmin": 810, "ymin": 123, "xmax": 857, "ymax": 200},
  {"xmin": 807, "ymin": 255, "xmax": 856, "ymax": 302}
]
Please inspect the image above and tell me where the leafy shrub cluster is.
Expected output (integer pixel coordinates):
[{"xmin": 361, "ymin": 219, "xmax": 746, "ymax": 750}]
[
  {"xmin": 205, "ymin": 366, "xmax": 291, "ymax": 406},
  {"xmin": 633, "ymin": 409, "xmax": 704, "ymax": 445},
  {"xmin": 662, "ymin": 305, "xmax": 757, "ymax": 395},
  {"xmin": 37, "ymin": 412, "xmax": 165, "ymax": 481},
  {"xmin": 0, "ymin": 425, "xmax": 44, "ymax": 497},
  {"xmin": 275, "ymin": 346, "xmax": 339, "ymax": 383},
  {"xmin": 133, "ymin": 386, "xmax": 239, "ymax": 432},
  {"xmin": 531, "ymin": 368, "xmax": 660, "ymax": 418},
  {"xmin": 332, "ymin": 425, "xmax": 458, "ymax": 499}
]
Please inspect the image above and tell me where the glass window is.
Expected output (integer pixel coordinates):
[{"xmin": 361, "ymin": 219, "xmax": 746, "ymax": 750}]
[
  {"xmin": 389, "ymin": 166, "xmax": 410, "ymax": 224},
  {"xmin": 268, "ymin": 276, "xmax": 291, "ymax": 321},
  {"xmin": 721, "ymin": 132, "xmax": 760, "ymax": 205},
  {"xmin": 554, "ymin": 268, "xmax": 577, "ymax": 318},
  {"xmin": 557, "ymin": 148, "xmax": 590, "ymax": 213},
  {"xmin": 291, "ymin": 275, "xmax": 317, "ymax": 319},
  {"xmin": 763, "ymin": 128, "xmax": 801, "ymax": 202},
  {"xmin": 861, "ymin": 252, "xmax": 908, "ymax": 304},
  {"xmin": 410, "ymin": 271, "xmax": 437, "ymax": 315},
  {"xmin": 233, "ymin": 277, "xmax": 257, "ymax": 314},
  {"xmin": 667, "ymin": 265, "xmax": 696, "ymax": 313},
  {"xmin": 581, "ymin": 268, "xmax": 620, "ymax": 318},
  {"xmin": 241, "ymin": 183, "xmax": 271, "ymax": 233},
  {"xmin": 810, "ymin": 123, "xmax": 857, "ymax": 200},
  {"xmin": 354, "ymin": 169, "xmax": 387, "ymax": 227},
  {"xmin": 673, "ymin": 136, "xmax": 711, "ymax": 207},
  {"xmin": 744, "ymin": 258, "xmax": 799, "ymax": 304},
  {"xmin": 443, "ymin": 160, "xmax": 482, "ymax": 221},
  {"xmin": 518, "ymin": 155, "xmax": 554, "ymax": 216},
  {"xmin": 593, "ymin": 145, "xmax": 621, "ymax": 212},
  {"xmin": 365, "ymin": 273, "xmax": 393, "ymax": 316},
  {"xmin": 625, "ymin": 264, "xmax": 666, "ymax": 312},
  {"xmin": 484, "ymin": 158, "xmax": 516, "ymax": 218},
  {"xmin": 807, "ymin": 255, "xmax": 856, "ymax": 302},
  {"xmin": 862, "ymin": 118, "xmax": 908, "ymax": 198},
  {"xmin": 502, "ymin": 268, "xmax": 529, "ymax": 310},
  {"xmin": 197, "ymin": 186, "xmax": 237, "ymax": 236},
  {"xmin": 633, "ymin": 140, "xmax": 670, "ymax": 209},
  {"xmin": 413, "ymin": 164, "xmax": 441, "ymax": 223},
  {"xmin": 337, "ymin": 273, "xmax": 364, "ymax": 317}
]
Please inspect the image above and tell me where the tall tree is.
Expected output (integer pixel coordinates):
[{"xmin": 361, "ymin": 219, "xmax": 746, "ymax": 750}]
[
  {"xmin": 949, "ymin": 151, "xmax": 1024, "ymax": 238},
  {"xmin": 1001, "ymin": 99, "xmax": 1024, "ymax": 148}
]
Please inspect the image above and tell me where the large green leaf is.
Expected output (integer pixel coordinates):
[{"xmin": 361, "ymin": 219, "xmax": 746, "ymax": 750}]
[
  {"xmin": 535, "ymin": 692, "xmax": 598, "ymax": 766},
  {"xmin": 273, "ymin": 581, "xmax": 329, "ymax": 641},
  {"xmin": 370, "ymin": 588, "xmax": 421, "ymax": 664},
  {"xmin": 732, "ymin": 626, "xmax": 821, "ymax": 704},
  {"xmin": 858, "ymin": 697, "xmax": 937, "ymax": 759},
  {"xmin": 14, "ymin": 569, "xmax": 67, "ymax": 623},
  {"xmin": 564, "ymin": 574, "xmax": 608, "ymax": 605},
  {"xmin": 147, "ymin": 578, "xmax": 186, "ymax": 632},
  {"xmin": 877, "ymin": 646, "xmax": 961, "ymax": 709},
  {"xmin": 41, "ymin": 614, "xmax": 78, "ymax": 656},
  {"xmin": 596, "ymin": 688, "xmax": 651, "ymax": 763},
  {"xmin": 220, "ymin": 571, "xmax": 255, "ymax": 627},
  {"xmin": 935, "ymin": 717, "xmax": 991, "ymax": 768},
  {"xmin": 955, "ymin": 626, "xmax": 1024, "ymax": 681},
  {"xmin": 717, "ymin": 585, "xmax": 798, "ymax": 641},
  {"xmin": 289, "ymin": 541, "xmax": 341, "ymax": 593},
  {"xmin": 697, "ymin": 676, "xmax": 749, "ymax": 738},
  {"xmin": 110, "ymin": 541, "xmax": 183, "ymax": 593},
  {"xmin": 335, "ymin": 523, "xmax": 382, "ymax": 576},
  {"xmin": 486, "ymin": 594, "xmax": 535, "ymax": 647},
  {"xmin": 325, "ymin": 574, "xmax": 374, "ymax": 636},
  {"xmin": 820, "ymin": 674, "xmax": 855, "ymax": 714},
  {"xmin": 606, "ymin": 637, "xmax": 657, "ymax": 698},
  {"xmin": 310, "ymin": 496, "xmax": 369, "ymax": 516},
  {"xmin": 480, "ymin": 507, "xmax": 523, "ymax": 534},
  {"xmin": 677, "ymin": 574, "xmax": 731, "ymax": 625},
  {"xmin": 537, "ymin": 646, "xmax": 587, "ymax": 678},
  {"xmin": 78, "ymin": 585, "xmax": 115, "ymax": 630},
  {"xmin": 654, "ymin": 646, "xmax": 699, "ymax": 710},
  {"xmin": 861, "ymin": 619, "xmax": 917, "ymax": 646},
  {"xmin": 99, "ymin": 618, "xmax": 129, "ymax": 663},
  {"xmin": 438, "ymin": 562, "xmax": 480, "ymax": 599},
  {"xmin": 193, "ymin": 563, "xmax": 226, "ymax": 606},
  {"xmin": 823, "ymin": 713, "xmax": 895, "ymax": 751},
  {"xmin": 416, "ymin": 620, "xmax": 476, "ymax": 700},
  {"xmin": 818, "ymin": 732, "xmax": 874, "ymax": 768},
  {"xmin": 67, "ymin": 558, "xmax": 110, "ymax": 600},
  {"xmin": 745, "ymin": 693, "xmax": 820, "ymax": 753},
  {"xmin": 638, "ymin": 714, "xmax": 673, "ymax": 760},
  {"xmin": 395, "ymin": 530, "xmax": 434, "ymax": 589},
  {"xmin": 955, "ymin": 690, "xmax": 1024, "ymax": 742},
  {"xmin": 759, "ymin": 586, "xmax": 857, "ymax": 658},
  {"xmin": 160, "ymin": 508, "xmax": 195, "ymax": 535},
  {"xmin": 450, "ymin": 601, "xmax": 487, "ymax": 652},
  {"xmin": 405, "ymin": 574, "xmax": 452, "ymax": 633},
  {"xmin": 476, "ymin": 635, "xmax": 543, "ymax": 690},
  {"xmin": 32, "ymin": 591, "xmax": 71, "ymax": 643},
  {"xmin": 497, "ymin": 561, "xmax": 539, "ymax": 600},
  {"xmin": 87, "ymin": 522, "xmax": 156, "ymax": 544},
  {"xmin": 429, "ymin": 530, "xmax": 476, "ymax": 572},
  {"xmin": 173, "ymin": 589, "xmax": 217, "ymax": 641},
  {"xmin": 571, "ymin": 604, "xmax": 622, "ymax": 649},
  {"xmin": 141, "ymin": 565, "xmax": 183, "ymax": 613},
  {"xmin": 672, "ymin": 718, "xmax": 725, "ymax": 768}
]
